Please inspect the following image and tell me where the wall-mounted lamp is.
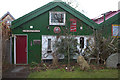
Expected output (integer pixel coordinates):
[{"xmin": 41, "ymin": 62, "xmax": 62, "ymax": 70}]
[
  {"xmin": 30, "ymin": 26, "xmax": 33, "ymax": 29},
  {"xmin": 80, "ymin": 26, "xmax": 83, "ymax": 30}
]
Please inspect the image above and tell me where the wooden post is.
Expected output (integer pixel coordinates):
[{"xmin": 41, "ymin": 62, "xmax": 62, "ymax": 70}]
[{"xmin": 0, "ymin": 26, "xmax": 2, "ymax": 79}]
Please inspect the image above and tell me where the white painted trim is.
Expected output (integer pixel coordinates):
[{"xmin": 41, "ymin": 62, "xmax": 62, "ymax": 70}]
[{"xmin": 14, "ymin": 35, "xmax": 16, "ymax": 64}]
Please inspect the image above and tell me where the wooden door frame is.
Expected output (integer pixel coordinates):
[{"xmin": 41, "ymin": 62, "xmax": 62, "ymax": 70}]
[{"xmin": 14, "ymin": 34, "xmax": 28, "ymax": 65}]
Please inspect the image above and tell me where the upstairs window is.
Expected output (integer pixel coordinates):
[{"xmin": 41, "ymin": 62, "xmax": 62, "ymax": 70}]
[{"xmin": 49, "ymin": 11, "xmax": 66, "ymax": 25}]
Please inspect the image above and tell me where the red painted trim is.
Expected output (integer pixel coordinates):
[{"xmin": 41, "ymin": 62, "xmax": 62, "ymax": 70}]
[{"xmin": 112, "ymin": 24, "xmax": 113, "ymax": 36}]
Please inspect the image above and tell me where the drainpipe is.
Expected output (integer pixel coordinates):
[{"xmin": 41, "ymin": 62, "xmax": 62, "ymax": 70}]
[
  {"xmin": 103, "ymin": 14, "xmax": 106, "ymax": 31},
  {"xmin": 10, "ymin": 36, "xmax": 12, "ymax": 64},
  {"xmin": 104, "ymin": 14, "xmax": 105, "ymax": 25}
]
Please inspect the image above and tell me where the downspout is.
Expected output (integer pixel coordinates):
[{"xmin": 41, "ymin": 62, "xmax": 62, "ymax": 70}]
[
  {"xmin": 10, "ymin": 36, "xmax": 12, "ymax": 64},
  {"xmin": 102, "ymin": 14, "xmax": 106, "ymax": 31},
  {"xmin": 9, "ymin": 25, "xmax": 12, "ymax": 64}
]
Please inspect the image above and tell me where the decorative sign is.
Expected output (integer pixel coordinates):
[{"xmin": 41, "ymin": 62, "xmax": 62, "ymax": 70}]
[
  {"xmin": 33, "ymin": 40, "xmax": 41, "ymax": 45},
  {"xmin": 112, "ymin": 24, "xmax": 120, "ymax": 36},
  {"xmin": 23, "ymin": 30, "xmax": 40, "ymax": 32},
  {"xmin": 70, "ymin": 19, "xmax": 77, "ymax": 32},
  {"xmin": 54, "ymin": 27, "xmax": 61, "ymax": 33}
]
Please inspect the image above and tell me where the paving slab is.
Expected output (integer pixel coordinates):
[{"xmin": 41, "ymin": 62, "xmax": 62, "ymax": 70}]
[
  {"xmin": 11, "ymin": 66, "xmax": 25, "ymax": 72},
  {"xmin": 2, "ymin": 66, "xmax": 30, "ymax": 78},
  {"xmin": 0, "ymin": 71, "xmax": 1, "ymax": 78}
]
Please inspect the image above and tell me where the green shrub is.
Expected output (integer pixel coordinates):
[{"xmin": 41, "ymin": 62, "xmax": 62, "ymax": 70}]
[{"xmin": 30, "ymin": 62, "xmax": 38, "ymax": 68}]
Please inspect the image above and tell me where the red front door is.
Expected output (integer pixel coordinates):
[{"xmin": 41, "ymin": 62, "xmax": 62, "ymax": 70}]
[{"xmin": 16, "ymin": 35, "xmax": 27, "ymax": 64}]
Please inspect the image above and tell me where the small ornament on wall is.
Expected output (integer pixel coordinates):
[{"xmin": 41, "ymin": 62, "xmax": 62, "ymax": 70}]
[
  {"xmin": 70, "ymin": 19, "xmax": 77, "ymax": 32},
  {"xmin": 31, "ymin": 41, "xmax": 32, "ymax": 46},
  {"xmin": 54, "ymin": 27, "xmax": 61, "ymax": 33}
]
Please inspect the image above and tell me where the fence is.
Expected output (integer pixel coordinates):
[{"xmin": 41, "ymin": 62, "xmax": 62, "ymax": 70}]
[
  {"xmin": 0, "ymin": 26, "xmax": 2, "ymax": 79},
  {"xmin": 2, "ymin": 39, "xmax": 10, "ymax": 64}
]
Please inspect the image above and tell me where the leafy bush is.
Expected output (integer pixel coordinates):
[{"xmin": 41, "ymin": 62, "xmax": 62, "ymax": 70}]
[{"xmin": 30, "ymin": 62, "xmax": 38, "ymax": 68}]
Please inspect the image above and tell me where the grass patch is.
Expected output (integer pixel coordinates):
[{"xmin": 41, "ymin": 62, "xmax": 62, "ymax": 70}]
[{"xmin": 28, "ymin": 69, "xmax": 118, "ymax": 78}]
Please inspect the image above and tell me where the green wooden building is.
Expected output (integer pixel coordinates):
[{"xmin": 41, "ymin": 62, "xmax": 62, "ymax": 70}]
[
  {"xmin": 11, "ymin": 1, "xmax": 98, "ymax": 64},
  {"xmin": 101, "ymin": 13, "xmax": 120, "ymax": 37},
  {"xmin": 93, "ymin": 10, "xmax": 120, "ymax": 37}
]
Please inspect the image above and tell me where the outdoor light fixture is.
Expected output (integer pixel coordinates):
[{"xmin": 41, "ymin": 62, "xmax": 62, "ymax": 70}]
[
  {"xmin": 80, "ymin": 26, "xmax": 83, "ymax": 30},
  {"xmin": 30, "ymin": 26, "xmax": 33, "ymax": 29},
  {"xmin": 65, "ymin": 66, "xmax": 68, "ymax": 70}
]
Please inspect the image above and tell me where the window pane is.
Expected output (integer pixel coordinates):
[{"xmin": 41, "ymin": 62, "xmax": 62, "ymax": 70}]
[
  {"xmin": 80, "ymin": 37, "xmax": 84, "ymax": 48},
  {"xmin": 48, "ymin": 39, "xmax": 51, "ymax": 50},
  {"xmin": 74, "ymin": 39, "xmax": 77, "ymax": 50},
  {"xmin": 51, "ymin": 13, "xmax": 64, "ymax": 23},
  {"xmin": 118, "ymin": 26, "xmax": 120, "ymax": 36},
  {"xmin": 113, "ymin": 26, "xmax": 118, "ymax": 36},
  {"xmin": 86, "ymin": 39, "xmax": 89, "ymax": 47}
]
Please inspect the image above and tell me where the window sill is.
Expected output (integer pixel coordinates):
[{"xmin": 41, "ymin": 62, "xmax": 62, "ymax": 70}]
[{"xmin": 47, "ymin": 50, "xmax": 52, "ymax": 53}]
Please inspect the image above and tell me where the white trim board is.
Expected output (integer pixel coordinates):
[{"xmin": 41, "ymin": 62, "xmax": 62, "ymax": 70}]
[{"xmin": 14, "ymin": 35, "xmax": 16, "ymax": 64}]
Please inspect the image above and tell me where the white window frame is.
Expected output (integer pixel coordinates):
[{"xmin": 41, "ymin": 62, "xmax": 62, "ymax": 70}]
[{"xmin": 49, "ymin": 11, "xmax": 66, "ymax": 25}]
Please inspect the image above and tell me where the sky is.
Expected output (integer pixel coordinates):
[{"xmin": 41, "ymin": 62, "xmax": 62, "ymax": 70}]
[{"xmin": 0, "ymin": 0, "xmax": 120, "ymax": 19}]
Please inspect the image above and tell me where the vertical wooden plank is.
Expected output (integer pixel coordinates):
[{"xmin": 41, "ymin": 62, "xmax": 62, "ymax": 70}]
[
  {"xmin": 10, "ymin": 37, "xmax": 12, "ymax": 64},
  {"xmin": 0, "ymin": 26, "xmax": 2, "ymax": 79}
]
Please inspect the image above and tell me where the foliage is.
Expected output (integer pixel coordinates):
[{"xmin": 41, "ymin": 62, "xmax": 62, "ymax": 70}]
[
  {"xmin": 63, "ymin": 0, "xmax": 79, "ymax": 8},
  {"xmin": 30, "ymin": 62, "xmax": 38, "ymax": 68},
  {"xmin": 52, "ymin": 34, "xmax": 79, "ymax": 70},
  {"xmin": 82, "ymin": 37, "xmax": 95, "ymax": 59},
  {"xmin": 1, "ymin": 21, "xmax": 11, "ymax": 64},
  {"xmin": 81, "ymin": 29, "xmax": 118, "ymax": 65},
  {"xmin": 53, "ymin": 36, "xmax": 78, "ymax": 60},
  {"xmin": 95, "ymin": 30, "xmax": 118, "ymax": 64}
]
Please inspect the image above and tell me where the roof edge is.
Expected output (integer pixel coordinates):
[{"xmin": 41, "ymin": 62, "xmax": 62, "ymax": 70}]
[{"xmin": 12, "ymin": 1, "xmax": 98, "ymax": 29}]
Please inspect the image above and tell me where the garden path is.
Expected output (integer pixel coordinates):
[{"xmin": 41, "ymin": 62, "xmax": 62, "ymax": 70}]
[{"xmin": 2, "ymin": 65, "xmax": 30, "ymax": 78}]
